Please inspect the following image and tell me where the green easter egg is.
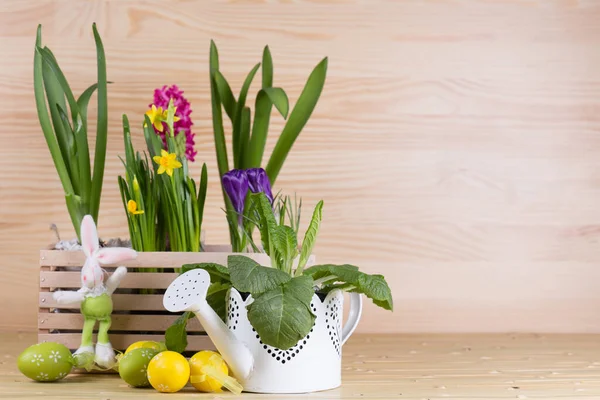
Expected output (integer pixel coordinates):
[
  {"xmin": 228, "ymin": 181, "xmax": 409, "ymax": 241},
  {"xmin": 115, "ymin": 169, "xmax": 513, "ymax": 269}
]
[
  {"xmin": 17, "ymin": 342, "xmax": 73, "ymax": 382},
  {"xmin": 119, "ymin": 348, "xmax": 159, "ymax": 388}
]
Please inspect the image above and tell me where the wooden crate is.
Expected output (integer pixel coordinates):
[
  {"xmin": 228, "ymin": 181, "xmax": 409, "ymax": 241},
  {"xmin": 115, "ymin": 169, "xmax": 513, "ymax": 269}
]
[{"xmin": 38, "ymin": 245, "xmax": 275, "ymax": 354}]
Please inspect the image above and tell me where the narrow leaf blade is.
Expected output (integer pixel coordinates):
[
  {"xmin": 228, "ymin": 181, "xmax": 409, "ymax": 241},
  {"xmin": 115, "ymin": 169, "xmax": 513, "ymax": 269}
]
[
  {"xmin": 266, "ymin": 57, "xmax": 328, "ymax": 185},
  {"xmin": 296, "ymin": 200, "xmax": 323, "ymax": 275},
  {"xmin": 90, "ymin": 23, "xmax": 108, "ymax": 223},
  {"xmin": 214, "ymin": 70, "xmax": 236, "ymax": 121}
]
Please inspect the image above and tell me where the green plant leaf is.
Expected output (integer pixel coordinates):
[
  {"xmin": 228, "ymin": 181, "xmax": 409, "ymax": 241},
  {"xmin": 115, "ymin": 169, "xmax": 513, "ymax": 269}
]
[
  {"xmin": 233, "ymin": 63, "xmax": 260, "ymax": 169},
  {"xmin": 251, "ymin": 192, "xmax": 278, "ymax": 257},
  {"xmin": 41, "ymin": 58, "xmax": 72, "ymax": 179},
  {"xmin": 197, "ymin": 163, "xmax": 208, "ymax": 241},
  {"xmin": 90, "ymin": 23, "xmax": 108, "ymax": 223},
  {"xmin": 248, "ymin": 275, "xmax": 315, "ymax": 350},
  {"xmin": 356, "ymin": 274, "xmax": 393, "ymax": 311},
  {"xmin": 209, "ymin": 40, "xmax": 235, "ymax": 246},
  {"xmin": 245, "ymin": 47, "xmax": 276, "ymax": 168},
  {"xmin": 238, "ymin": 106, "xmax": 251, "ymax": 168},
  {"xmin": 165, "ymin": 311, "xmax": 192, "ymax": 353},
  {"xmin": 214, "ymin": 70, "xmax": 236, "ymax": 121},
  {"xmin": 264, "ymin": 87, "xmax": 289, "ymax": 119},
  {"xmin": 76, "ymin": 83, "xmax": 98, "ymax": 134},
  {"xmin": 228, "ymin": 255, "xmax": 291, "ymax": 295},
  {"xmin": 33, "ymin": 29, "xmax": 74, "ymax": 204},
  {"xmin": 55, "ymin": 105, "xmax": 80, "ymax": 190},
  {"xmin": 272, "ymin": 225, "xmax": 298, "ymax": 274},
  {"xmin": 181, "ymin": 262, "xmax": 230, "ymax": 283},
  {"xmin": 266, "ymin": 57, "xmax": 328, "ymax": 185},
  {"xmin": 74, "ymin": 84, "xmax": 96, "ymax": 201},
  {"xmin": 246, "ymin": 88, "xmax": 289, "ymax": 168},
  {"xmin": 303, "ymin": 264, "xmax": 393, "ymax": 311},
  {"xmin": 37, "ymin": 47, "xmax": 79, "ymax": 123},
  {"xmin": 262, "ymin": 45, "xmax": 273, "ymax": 88},
  {"xmin": 295, "ymin": 200, "xmax": 323, "ymax": 276},
  {"xmin": 303, "ymin": 264, "xmax": 358, "ymax": 283}
]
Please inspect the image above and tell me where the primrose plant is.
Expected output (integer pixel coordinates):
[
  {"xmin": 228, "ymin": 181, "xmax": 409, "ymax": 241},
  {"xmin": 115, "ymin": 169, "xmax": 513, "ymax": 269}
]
[{"xmin": 165, "ymin": 176, "xmax": 393, "ymax": 352}]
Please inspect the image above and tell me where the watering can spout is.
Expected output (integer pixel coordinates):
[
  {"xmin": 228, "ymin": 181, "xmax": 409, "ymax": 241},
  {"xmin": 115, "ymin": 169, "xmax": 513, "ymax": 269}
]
[
  {"xmin": 193, "ymin": 301, "xmax": 254, "ymax": 379},
  {"xmin": 162, "ymin": 269, "xmax": 254, "ymax": 380}
]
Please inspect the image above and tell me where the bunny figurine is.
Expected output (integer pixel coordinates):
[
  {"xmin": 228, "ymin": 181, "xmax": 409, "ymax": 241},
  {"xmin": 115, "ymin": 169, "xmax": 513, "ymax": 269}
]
[{"xmin": 52, "ymin": 215, "xmax": 137, "ymax": 369}]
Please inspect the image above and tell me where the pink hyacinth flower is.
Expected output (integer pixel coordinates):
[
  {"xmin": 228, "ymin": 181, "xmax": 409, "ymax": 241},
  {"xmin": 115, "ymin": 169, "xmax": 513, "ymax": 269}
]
[{"xmin": 150, "ymin": 84, "xmax": 197, "ymax": 162}]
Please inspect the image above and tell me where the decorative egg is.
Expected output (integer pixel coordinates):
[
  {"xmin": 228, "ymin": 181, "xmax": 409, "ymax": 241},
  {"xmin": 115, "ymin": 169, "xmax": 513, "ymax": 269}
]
[
  {"xmin": 17, "ymin": 342, "xmax": 73, "ymax": 382},
  {"xmin": 124, "ymin": 341, "xmax": 164, "ymax": 354},
  {"xmin": 189, "ymin": 350, "xmax": 229, "ymax": 392},
  {"xmin": 118, "ymin": 348, "xmax": 159, "ymax": 388},
  {"xmin": 147, "ymin": 351, "xmax": 190, "ymax": 393}
]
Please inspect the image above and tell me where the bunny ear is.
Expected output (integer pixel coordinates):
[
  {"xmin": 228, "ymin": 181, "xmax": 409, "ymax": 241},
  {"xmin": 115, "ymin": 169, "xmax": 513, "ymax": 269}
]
[
  {"xmin": 96, "ymin": 248, "xmax": 137, "ymax": 265},
  {"xmin": 80, "ymin": 215, "xmax": 99, "ymax": 257}
]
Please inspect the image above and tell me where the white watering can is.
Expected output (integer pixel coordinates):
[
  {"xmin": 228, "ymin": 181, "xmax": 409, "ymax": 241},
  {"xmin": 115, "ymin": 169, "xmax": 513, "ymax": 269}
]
[{"xmin": 163, "ymin": 268, "xmax": 363, "ymax": 393}]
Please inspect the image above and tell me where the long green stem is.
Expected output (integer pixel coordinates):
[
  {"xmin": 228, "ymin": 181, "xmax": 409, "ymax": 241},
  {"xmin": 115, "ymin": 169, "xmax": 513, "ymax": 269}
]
[{"xmin": 90, "ymin": 23, "xmax": 108, "ymax": 224}]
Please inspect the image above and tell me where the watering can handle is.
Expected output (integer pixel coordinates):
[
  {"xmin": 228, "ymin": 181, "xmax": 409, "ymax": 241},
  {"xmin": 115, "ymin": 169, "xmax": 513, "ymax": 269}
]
[{"xmin": 341, "ymin": 293, "xmax": 363, "ymax": 346}]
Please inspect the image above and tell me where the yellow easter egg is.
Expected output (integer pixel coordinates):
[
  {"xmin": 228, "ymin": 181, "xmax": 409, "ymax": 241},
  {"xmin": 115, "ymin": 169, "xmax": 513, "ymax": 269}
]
[
  {"xmin": 189, "ymin": 350, "xmax": 229, "ymax": 392},
  {"xmin": 147, "ymin": 351, "xmax": 190, "ymax": 393},
  {"xmin": 124, "ymin": 341, "xmax": 164, "ymax": 354}
]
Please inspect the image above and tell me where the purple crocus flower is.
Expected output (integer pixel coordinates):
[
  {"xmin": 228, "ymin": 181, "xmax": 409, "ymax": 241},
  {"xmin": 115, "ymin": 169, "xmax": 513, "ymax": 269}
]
[
  {"xmin": 222, "ymin": 169, "xmax": 249, "ymax": 224},
  {"xmin": 246, "ymin": 168, "xmax": 274, "ymax": 204}
]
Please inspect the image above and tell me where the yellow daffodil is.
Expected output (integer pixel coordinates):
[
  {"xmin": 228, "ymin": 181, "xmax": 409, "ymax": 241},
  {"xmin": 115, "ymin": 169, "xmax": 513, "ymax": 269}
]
[
  {"xmin": 145, "ymin": 104, "xmax": 181, "ymax": 132},
  {"xmin": 153, "ymin": 149, "xmax": 182, "ymax": 177},
  {"xmin": 145, "ymin": 105, "xmax": 167, "ymax": 132},
  {"xmin": 127, "ymin": 200, "xmax": 144, "ymax": 215}
]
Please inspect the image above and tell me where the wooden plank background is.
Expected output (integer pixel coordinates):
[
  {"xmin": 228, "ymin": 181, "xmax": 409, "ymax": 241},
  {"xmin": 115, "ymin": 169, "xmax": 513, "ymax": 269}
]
[{"xmin": 1, "ymin": 0, "xmax": 600, "ymax": 334}]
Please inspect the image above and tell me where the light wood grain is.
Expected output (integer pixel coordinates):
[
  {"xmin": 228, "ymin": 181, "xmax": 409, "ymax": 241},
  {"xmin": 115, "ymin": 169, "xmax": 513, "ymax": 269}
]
[
  {"xmin": 38, "ymin": 313, "xmax": 204, "ymax": 332},
  {"xmin": 3, "ymin": 333, "xmax": 600, "ymax": 399},
  {"xmin": 2, "ymin": 0, "xmax": 600, "ymax": 333},
  {"xmin": 36, "ymin": 333, "xmax": 213, "ymax": 353}
]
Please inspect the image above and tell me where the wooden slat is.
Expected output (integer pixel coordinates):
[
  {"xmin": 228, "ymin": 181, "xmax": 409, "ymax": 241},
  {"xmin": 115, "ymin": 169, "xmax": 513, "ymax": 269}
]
[
  {"xmin": 39, "ymin": 249, "xmax": 315, "ymax": 269},
  {"xmin": 39, "ymin": 272, "xmax": 178, "ymax": 289},
  {"xmin": 39, "ymin": 250, "xmax": 273, "ymax": 268},
  {"xmin": 40, "ymin": 292, "xmax": 167, "ymax": 311},
  {"xmin": 38, "ymin": 313, "xmax": 204, "ymax": 332},
  {"xmin": 38, "ymin": 334, "xmax": 214, "ymax": 352}
]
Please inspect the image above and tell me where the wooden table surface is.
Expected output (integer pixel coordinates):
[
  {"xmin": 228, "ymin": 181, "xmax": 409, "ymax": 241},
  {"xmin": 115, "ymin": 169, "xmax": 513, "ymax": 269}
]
[{"xmin": 1, "ymin": 333, "xmax": 600, "ymax": 399}]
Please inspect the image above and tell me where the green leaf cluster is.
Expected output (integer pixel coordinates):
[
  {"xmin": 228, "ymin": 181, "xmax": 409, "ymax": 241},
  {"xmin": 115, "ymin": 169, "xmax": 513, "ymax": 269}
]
[
  {"xmin": 166, "ymin": 200, "xmax": 393, "ymax": 352},
  {"xmin": 209, "ymin": 41, "xmax": 328, "ymax": 250},
  {"xmin": 34, "ymin": 24, "xmax": 108, "ymax": 240},
  {"xmin": 118, "ymin": 100, "xmax": 208, "ymax": 253}
]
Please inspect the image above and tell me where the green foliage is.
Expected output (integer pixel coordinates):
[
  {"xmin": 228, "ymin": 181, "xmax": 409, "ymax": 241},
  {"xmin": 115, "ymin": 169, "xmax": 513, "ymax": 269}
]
[
  {"xmin": 209, "ymin": 41, "xmax": 328, "ymax": 247},
  {"xmin": 34, "ymin": 24, "xmax": 108, "ymax": 239},
  {"xmin": 165, "ymin": 312, "xmax": 192, "ymax": 353},
  {"xmin": 118, "ymin": 100, "xmax": 208, "ymax": 252},
  {"xmin": 247, "ymin": 275, "xmax": 315, "ymax": 350},
  {"xmin": 295, "ymin": 200, "xmax": 323, "ymax": 276},
  {"xmin": 182, "ymin": 262, "xmax": 231, "ymax": 282},
  {"xmin": 271, "ymin": 226, "xmax": 299, "ymax": 275},
  {"xmin": 228, "ymin": 255, "xmax": 291, "ymax": 294},
  {"xmin": 303, "ymin": 264, "xmax": 394, "ymax": 311},
  {"xmin": 118, "ymin": 115, "xmax": 164, "ymax": 252}
]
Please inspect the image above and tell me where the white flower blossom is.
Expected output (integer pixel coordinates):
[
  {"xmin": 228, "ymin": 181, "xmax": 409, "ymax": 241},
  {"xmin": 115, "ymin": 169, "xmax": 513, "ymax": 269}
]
[
  {"xmin": 30, "ymin": 354, "xmax": 44, "ymax": 366},
  {"xmin": 49, "ymin": 350, "xmax": 61, "ymax": 363},
  {"xmin": 36, "ymin": 372, "xmax": 49, "ymax": 381}
]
